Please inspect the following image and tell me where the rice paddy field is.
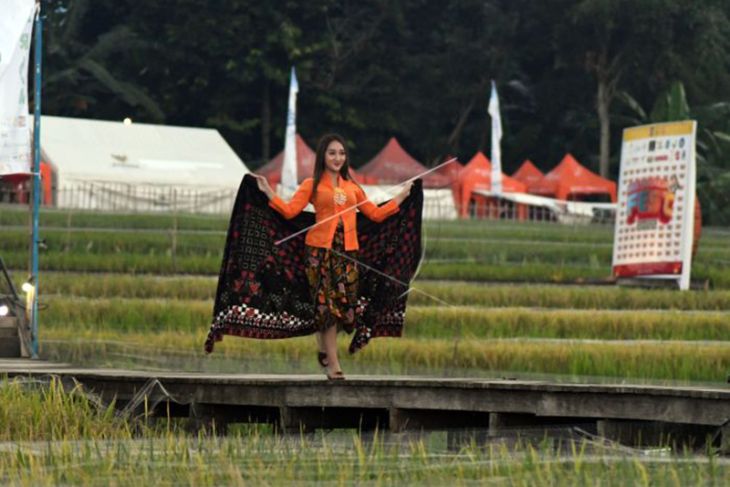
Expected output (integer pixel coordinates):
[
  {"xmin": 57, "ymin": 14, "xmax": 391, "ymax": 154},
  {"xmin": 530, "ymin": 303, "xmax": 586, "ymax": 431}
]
[{"xmin": 1, "ymin": 205, "xmax": 729, "ymax": 484}]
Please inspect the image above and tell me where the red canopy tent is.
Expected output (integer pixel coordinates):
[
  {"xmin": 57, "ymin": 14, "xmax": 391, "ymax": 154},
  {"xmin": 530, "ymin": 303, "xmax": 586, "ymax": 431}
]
[
  {"xmin": 457, "ymin": 152, "xmax": 527, "ymax": 219},
  {"xmin": 357, "ymin": 137, "xmax": 450, "ymax": 188},
  {"xmin": 528, "ymin": 153, "xmax": 617, "ymax": 202},
  {"xmin": 0, "ymin": 161, "xmax": 54, "ymax": 205},
  {"xmin": 512, "ymin": 159, "xmax": 544, "ymax": 188},
  {"xmin": 256, "ymin": 134, "xmax": 316, "ymax": 186}
]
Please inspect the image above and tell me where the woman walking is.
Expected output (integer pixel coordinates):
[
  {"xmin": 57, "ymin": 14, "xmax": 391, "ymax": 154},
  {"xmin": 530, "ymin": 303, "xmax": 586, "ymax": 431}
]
[{"xmin": 204, "ymin": 134, "xmax": 422, "ymax": 380}]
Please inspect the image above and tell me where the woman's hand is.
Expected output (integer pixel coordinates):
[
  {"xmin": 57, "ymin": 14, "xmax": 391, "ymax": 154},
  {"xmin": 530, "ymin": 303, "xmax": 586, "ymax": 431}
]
[
  {"xmin": 394, "ymin": 181, "xmax": 414, "ymax": 205},
  {"xmin": 252, "ymin": 174, "xmax": 275, "ymax": 199}
]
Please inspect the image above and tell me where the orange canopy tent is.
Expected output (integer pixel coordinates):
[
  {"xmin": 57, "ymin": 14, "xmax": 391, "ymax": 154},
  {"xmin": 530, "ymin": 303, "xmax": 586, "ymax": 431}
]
[
  {"xmin": 528, "ymin": 153, "xmax": 617, "ymax": 202},
  {"xmin": 434, "ymin": 155, "xmax": 464, "ymax": 182},
  {"xmin": 457, "ymin": 152, "xmax": 527, "ymax": 218},
  {"xmin": 357, "ymin": 137, "xmax": 450, "ymax": 188},
  {"xmin": 512, "ymin": 159, "xmax": 544, "ymax": 188}
]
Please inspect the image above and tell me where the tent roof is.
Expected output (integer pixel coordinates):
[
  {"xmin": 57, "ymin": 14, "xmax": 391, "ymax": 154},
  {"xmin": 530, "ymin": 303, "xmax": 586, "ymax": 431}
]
[
  {"xmin": 527, "ymin": 153, "xmax": 616, "ymax": 202},
  {"xmin": 458, "ymin": 152, "xmax": 527, "ymax": 192},
  {"xmin": 434, "ymin": 155, "xmax": 464, "ymax": 182},
  {"xmin": 257, "ymin": 133, "xmax": 316, "ymax": 184},
  {"xmin": 358, "ymin": 137, "xmax": 450, "ymax": 187},
  {"xmin": 40, "ymin": 115, "xmax": 247, "ymax": 188},
  {"xmin": 512, "ymin": 159, "xmax": 543, "ymax": 187},
  {"xmin": 258, "ymin": 134, "xmax": 365, "ymax": 184}
]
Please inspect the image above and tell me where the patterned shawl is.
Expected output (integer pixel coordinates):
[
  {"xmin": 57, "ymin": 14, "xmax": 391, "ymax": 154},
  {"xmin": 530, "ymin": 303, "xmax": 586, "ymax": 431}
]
[{"xmin": 204, "ymin": 174, "xmax": 423, "ymax": 354}]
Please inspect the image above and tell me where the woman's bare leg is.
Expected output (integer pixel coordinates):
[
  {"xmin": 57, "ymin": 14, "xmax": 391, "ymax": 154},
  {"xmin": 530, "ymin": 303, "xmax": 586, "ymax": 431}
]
[
  {"xmin": 323, "ymin": 325, "xmax": 341, "ymax": 373},
  {"xmin": 316, "ymin": 331, "xmax": 328, "ymax": 366}
]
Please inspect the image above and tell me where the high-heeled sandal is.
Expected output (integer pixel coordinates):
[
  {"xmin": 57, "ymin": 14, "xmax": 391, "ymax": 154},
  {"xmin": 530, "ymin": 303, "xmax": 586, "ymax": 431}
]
[
  {"xmin": 317, "ymin": 351, "xmax": 329, "ymax": 368},
  {"xmin": 325, "ymin": 366, "xmax": 345, "ymax": 381},
  {"xmin": 326, "ymin": 371, "xmax": 345, "ymax": 381}
]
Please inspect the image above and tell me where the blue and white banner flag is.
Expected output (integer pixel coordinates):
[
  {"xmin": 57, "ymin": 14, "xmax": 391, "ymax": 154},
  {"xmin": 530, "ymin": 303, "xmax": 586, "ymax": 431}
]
[
  {"xmin": 0, "ymin": 0, "xmax": 35, "ymax": 176},
  {"xmin": 280, "ymin": 66, "xmax": 299, "ymax": 194},
  {"xmin": 488, "ymin": 80, "xmax": 503, "ymax": 194}
]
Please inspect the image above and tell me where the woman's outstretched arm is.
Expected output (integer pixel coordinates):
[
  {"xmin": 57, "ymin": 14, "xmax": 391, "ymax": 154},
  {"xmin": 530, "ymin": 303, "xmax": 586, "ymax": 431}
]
[
  {"xmin": 354, "ymin": 182, "xmax": 412, "ymax": 222},
  {"xmin": 254, "ymin": 174, "xmax": 314, "ymax": 219}
]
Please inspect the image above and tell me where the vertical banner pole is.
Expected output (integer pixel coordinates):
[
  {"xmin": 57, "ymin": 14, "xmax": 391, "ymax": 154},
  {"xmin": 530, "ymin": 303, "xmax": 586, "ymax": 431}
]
[{"xmin": 30, "ymin": 1, "xmax": 42, "ymax": 358}]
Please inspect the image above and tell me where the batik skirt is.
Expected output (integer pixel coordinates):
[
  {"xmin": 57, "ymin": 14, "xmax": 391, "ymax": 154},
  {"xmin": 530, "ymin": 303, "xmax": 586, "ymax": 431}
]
[{"xmin": 305, "ymin": 224, "xmax": 359, "ymax": 334}]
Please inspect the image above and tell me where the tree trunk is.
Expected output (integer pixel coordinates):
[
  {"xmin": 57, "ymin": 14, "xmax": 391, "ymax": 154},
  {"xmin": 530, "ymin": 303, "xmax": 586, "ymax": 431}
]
[
  {"xmin": 261, "ymin": 81, "xmax": 271, "ymax": 161},
  {"xmin": 447, "ymin": 97, "xmax": 476, "ymax": 154},
  {"xmin": 597, "ymin": 77, "xmax": 611, "ymax": 178}
]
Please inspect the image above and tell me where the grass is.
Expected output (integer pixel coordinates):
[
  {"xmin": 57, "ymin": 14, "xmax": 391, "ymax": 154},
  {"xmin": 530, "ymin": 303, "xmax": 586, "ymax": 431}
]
[{"xmin": 23, "ymin": 272, "xmax": 730, "ymax": 309}]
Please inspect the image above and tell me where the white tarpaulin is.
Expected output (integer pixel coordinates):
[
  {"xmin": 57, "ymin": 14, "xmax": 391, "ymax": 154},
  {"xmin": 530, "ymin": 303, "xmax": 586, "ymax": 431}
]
[
  {"xmin": 0, "ymin": 0, "xmax": 35, "ymax": 176},
  {"xmin": 362, "ymin": 185, "xmax": 458, "ymax": 220},
  {"xmin": 473, "ymin": 189, "xmax": 616, "ymax": 224}
]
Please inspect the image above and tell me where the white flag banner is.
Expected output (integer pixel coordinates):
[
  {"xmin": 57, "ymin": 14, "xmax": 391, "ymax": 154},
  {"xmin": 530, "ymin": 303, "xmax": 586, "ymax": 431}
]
[
  {"xmin": 488, "ymin": 80, "xmax": 502, "ymax": 194},
  {"xmin": 612, "ymin": 121, "xmax": 697, "ymax": 290},
  {"xmin": 0, "ymin": 0, "xmax": 35, "ymax": 176},
  {"xmin": 279, "ymin": 66, "xmax": 299, "ymax": 196}
]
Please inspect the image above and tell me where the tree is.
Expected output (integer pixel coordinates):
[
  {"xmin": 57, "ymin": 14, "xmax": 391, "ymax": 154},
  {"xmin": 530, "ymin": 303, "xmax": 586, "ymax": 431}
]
[
  {"xmin": 555, "ymin": 0, "xmax": 730, "ymax": 178},
  {"xmin": 43, "ymin": 0, "xmax": 163, "ymax": 121}
]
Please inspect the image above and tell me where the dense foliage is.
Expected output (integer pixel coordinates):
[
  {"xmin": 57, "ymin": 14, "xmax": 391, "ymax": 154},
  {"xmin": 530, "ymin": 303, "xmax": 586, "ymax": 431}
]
[{"xmin": 39, "ymin": 0, "xmax": 730, "ymax": 222}]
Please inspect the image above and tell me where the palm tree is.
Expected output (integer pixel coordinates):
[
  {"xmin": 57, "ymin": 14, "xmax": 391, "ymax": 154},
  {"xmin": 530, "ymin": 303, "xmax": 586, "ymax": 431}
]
[{"xmin": 617, "ymin": 81, "xmax": 730, "ymax": 224}]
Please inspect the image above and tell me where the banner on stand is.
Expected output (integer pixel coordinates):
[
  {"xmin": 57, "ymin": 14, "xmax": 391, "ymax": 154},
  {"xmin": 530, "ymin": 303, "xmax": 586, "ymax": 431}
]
[{"xmin": 612, "ymin": 121, "xmax": 697, "ymax": 290}]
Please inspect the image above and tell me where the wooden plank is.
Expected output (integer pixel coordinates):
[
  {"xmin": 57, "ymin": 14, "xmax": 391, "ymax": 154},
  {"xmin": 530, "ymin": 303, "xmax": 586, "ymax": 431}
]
[{"xmin": 1, "ymin": 361, "xmax": 729, "ymax": 431}]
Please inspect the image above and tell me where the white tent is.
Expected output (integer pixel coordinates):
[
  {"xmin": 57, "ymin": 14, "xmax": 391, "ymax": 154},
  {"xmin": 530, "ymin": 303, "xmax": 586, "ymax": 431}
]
[
  {"xmin": 361, "ymin": 185, "xmax": 458, "ymax": 220},
  {"xmin": 40, "ymin": 116, "xmax": 248, "ymax": 213}
]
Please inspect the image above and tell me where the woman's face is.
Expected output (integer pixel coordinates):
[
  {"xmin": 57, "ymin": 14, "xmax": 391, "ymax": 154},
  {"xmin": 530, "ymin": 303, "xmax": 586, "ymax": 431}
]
[{"xmin": 324, "ymin": 140, "xmax": 347, "ymax": 174}]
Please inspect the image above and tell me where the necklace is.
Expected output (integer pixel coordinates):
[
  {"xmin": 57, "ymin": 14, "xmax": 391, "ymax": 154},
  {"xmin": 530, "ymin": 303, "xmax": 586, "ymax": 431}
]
[{"xmin": 333, "ymin": 187, "xmax": 347, "ymax": 206}]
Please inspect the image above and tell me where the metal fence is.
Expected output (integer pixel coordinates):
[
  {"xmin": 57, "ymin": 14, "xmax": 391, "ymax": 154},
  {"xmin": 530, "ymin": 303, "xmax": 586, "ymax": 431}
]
[
  {"xmin": 1, "ymin": 183, "xmax": 238, "ymax": 215},
  {"xmin": 0, "ymin": 183, "xmax": 616, "ymax": 224}
]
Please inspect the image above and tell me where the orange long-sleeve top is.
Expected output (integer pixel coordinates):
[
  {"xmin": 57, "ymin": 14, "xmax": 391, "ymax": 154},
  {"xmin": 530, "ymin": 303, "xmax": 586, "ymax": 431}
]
[{"xmin": 268, "ymin": 173, "xmax": 400, "ymax": 251}]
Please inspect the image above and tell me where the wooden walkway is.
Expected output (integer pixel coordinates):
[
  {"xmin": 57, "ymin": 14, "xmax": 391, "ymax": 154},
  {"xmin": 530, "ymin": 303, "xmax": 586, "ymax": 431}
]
[{"xmin": 1, "ymin": 358, "xmax": 728, "ymax": 449}]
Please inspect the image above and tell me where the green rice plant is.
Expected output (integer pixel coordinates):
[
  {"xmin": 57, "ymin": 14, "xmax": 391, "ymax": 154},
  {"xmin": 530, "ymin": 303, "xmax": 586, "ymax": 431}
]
[
  {"xmin": 0, "ymin": 429, "xmax": 725, "ymax": 485},
  {"xmin": 41, "ymin": 328, "xmax": 730, "ymax": 382},
  {"xmin": 0, "ymin": 205, "xmax": 228, "ymax": 231},
  {"xmin": 404, "ymin": 307, "xmax": 730, "ymax": 340},
  {"xmin": 6, "ymin": 225, "xmax": 729, "ymax": 266},
  {"xmin": 4, "ymin": 250, "xmax": 729, "ymax": 287},
  {"xmin": 2, "ymin": 250, "xmax": 219, "ymax": 274},
  {"xmin": 0, "ymin": 377, "xmax": 128, "ymax": 441},
  {"xmin": 32, "ymin": 273, "xmax": 218, "ymax": 300},
  {"xmin": 1, "ymin": 228, "xmax": 225, "ymax": 255},
  {"xmin": 28, "ymin": 272, "xmax": 730, "ymax": 310},
  {"xmin": 39, "ymin": 296, "xmax": 730, "ymax": 341},
  {"xmin": 410, "ymin": 282, "xmax": 730, "ymax": 310}
]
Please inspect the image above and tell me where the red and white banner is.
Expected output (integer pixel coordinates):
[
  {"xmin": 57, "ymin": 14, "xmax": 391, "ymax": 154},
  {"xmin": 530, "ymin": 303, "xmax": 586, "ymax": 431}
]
[
  {"xmin": 0, "ymin": 0, "xmax": 35, "ymax": 176},
  {"xmin": 612, "ymin": 121, "xmax": 697, "ymax": 290}
]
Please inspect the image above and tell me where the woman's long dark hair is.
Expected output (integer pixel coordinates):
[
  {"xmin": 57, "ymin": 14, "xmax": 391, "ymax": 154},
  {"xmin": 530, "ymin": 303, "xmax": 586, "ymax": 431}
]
[{"xmin": 311, "ymin": 133, "xmax": 355, "ymax": 202}]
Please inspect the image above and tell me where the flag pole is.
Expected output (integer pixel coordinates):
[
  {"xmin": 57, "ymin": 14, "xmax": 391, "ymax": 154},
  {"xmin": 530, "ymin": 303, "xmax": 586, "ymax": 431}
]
[{"xmin": 30, "ymin": 1, "xmax": 42, "ymax": 358}]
